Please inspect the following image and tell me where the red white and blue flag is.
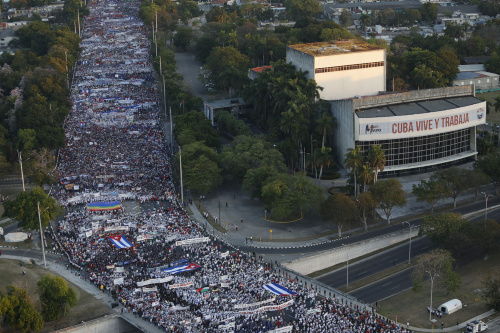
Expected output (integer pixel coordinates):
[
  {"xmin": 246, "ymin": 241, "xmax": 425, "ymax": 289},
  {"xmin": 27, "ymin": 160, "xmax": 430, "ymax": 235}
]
[
  {"xmin": 108, "ymin": 235, "xmax": 133, "ymax": 249},
  {"xmin": 161, "ymin": 263, "xmax": 200, "ymax": 275}
]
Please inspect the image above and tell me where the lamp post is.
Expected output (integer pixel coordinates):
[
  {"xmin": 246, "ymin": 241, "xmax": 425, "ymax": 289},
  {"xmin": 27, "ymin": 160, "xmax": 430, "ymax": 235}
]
[
  {"xmin": 179, "ymin": 146, "xmax": 183, "ymax": 204},
  {"xmin": 402, "ymin": 221, "xmax": 412, "ymax": 264},
  {"xmin": 481, "ymin": 192, "xmax": 493, "ymax": 221},
  {"xmin": 19, "ymin": 151, "xmax": 26, "ymax": 192},
  {"xmin": 37, "ymin": 201, "xmax": 47, "ymax": 267},
  {"xmin": 343, "ymin": 244, "xmax": 351, "ymax": 289},
  {"xmin": 426, "ymin": 271, "xmax": 440, "ymax": 322}
]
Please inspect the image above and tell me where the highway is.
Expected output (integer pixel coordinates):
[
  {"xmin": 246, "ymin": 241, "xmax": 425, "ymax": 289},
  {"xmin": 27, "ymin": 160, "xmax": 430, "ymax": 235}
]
[
  {"xmin": 339, "ymin": 206, "xmax": 500, "ymax": 304},
  {"xmin": 317, "ymin": 237, "xmax": 434, "ymax": 289}
]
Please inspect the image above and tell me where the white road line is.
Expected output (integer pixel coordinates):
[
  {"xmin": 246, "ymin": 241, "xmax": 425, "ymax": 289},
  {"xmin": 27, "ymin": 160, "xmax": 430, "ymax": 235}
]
[
  {"xmin": 390, "ymin": 285, "xmax": 400, "ymax": 290},
  {"xmin": 383, "ymin": 282, "xmax": 392, "ymax": 287}
]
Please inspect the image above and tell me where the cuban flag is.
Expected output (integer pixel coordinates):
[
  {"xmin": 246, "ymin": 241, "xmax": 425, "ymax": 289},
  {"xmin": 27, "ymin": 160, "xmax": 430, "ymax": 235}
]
[
  {"xmin": 108, "ymin": 235, "xmax": 133, "ymax": 249},
  {"xmin": 262, "ymin": 283, "xmax": 297, "ymax": 296},
  {"xmin": 161, "ymin": 263, "xmax": 200, "ymax": 275}
]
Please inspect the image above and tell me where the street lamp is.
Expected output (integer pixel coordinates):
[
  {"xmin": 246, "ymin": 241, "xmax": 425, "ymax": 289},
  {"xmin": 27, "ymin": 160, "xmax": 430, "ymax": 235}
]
[
  {"xmin": 402, "ymin": 221, "xmax": 412, "ymax": 264},
  {"xmin": 481, "ymin": 192, "xmax": 493, "ymax": 221},
  {"xmin": 343, "ymin": 244, "xmax": 351, "ymax": 289},
  {"xmin": 37, "ymin": 201, "xmax": 49, "ymax": 267},
  {"xmin": 426, "ymin": 270, "xmax": 440, "ymax": 322}
]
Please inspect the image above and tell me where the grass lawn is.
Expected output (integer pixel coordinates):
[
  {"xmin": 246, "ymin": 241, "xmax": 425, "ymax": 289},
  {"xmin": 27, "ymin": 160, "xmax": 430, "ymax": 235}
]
[
  {"xmin": 378, "ymin": 252, "xmax": 500, "ymax": 331},
  {"xmin": 0, "ymin": 259, "xmax": 112, "ymax": 332}
]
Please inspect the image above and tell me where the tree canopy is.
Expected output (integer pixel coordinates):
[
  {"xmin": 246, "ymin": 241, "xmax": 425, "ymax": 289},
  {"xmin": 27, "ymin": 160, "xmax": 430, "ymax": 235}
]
[
  {"xmin": 0, "ymin": 285, "xmax": 44, "ymax": 333},
  {"xmin": 370, "ymin": 178, "xmax": 407, "ymax": 224},
  {"xmin": 37, "ymin": 274, "xmax": 77, "ymax": 321},
  {"xmin": 3, "ymin": 187, "xmax": 62, "ymax": 230}
]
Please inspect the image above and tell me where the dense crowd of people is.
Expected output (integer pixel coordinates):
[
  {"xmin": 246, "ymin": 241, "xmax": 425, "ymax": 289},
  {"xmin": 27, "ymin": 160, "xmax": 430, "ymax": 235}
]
[{"xmin": 50, "ymin": 0, "xmax": 413, "ymax": 331}]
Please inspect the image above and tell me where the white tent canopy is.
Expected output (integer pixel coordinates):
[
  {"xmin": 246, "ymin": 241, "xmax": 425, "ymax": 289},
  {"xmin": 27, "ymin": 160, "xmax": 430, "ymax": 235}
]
[{"xmin": 438, "ymin": 299, "xmax": 462, "ymax": 314}]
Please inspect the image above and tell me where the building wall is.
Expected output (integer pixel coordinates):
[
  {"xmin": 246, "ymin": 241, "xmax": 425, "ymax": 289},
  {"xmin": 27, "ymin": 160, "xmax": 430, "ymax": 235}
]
[
  {"xmin": 331, "ymin": 99, "xmax": 355, "ymax": 164},
  {"xmin": 285, "ymin": 47, "xmax": 315, "ymax": 81},
  {"xmin": 286, "ymin": 48, "xmax": 386, "ymax": 100},
  {"xmin": 453, "ymin": 76, "xmax": 499, "ymax": 90}
]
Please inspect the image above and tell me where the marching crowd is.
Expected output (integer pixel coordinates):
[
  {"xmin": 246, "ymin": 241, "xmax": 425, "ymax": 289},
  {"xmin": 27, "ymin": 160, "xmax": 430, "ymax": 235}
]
[{"xmin": 49, "ymin": 0, "xmax": 413, "ymax": 331}]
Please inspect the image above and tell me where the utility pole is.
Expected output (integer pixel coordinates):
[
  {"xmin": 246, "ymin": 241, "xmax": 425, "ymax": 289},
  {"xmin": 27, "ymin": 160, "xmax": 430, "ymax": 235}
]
[
  {"xmin": 163, "ymin": 76, "xmax": 167, "ymax": 120},
  {"xmin": 77, "ymin": 9, "xmax": 81, "ymax": 37},
  {"xmin": 37, "ymin": 201, "xmax": 47, "ymax": 267},
  {"xmin": 169, "ymin": 107, "xmax": 173, "ymax": 149},
  {"xmin": 19, "ymin": 151, "xmax": 25, "ymax": 192},
  {"xmin": 179, "ymin": 146, "xmax": 184, "ymax": 204},
  {"xmin": 403, "ymin": 221, "xmax": 412, "ymax": 264}
]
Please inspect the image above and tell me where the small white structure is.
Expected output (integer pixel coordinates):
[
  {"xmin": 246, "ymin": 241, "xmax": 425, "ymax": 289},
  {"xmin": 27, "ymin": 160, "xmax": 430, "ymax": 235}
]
[
  {"xmin": 4, "ymin": 232, "xmax": 28, "ymax": 242},
  {"xmin": 438, "ymin": 299, "xmax": 462, "ymax": 314}
]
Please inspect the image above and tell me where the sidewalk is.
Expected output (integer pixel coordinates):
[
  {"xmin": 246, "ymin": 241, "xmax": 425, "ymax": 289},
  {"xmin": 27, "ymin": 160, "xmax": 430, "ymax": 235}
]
[
  {"xmin": 186, "ymin": 161, "xmax": 494, "ymax": 250},
  {"xmin": 407, "ymin": 310, "xmax": 495, "ymax": 333}
]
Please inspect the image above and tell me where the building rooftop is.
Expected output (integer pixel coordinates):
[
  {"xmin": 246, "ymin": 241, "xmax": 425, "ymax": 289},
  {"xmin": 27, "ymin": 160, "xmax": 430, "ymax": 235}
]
[
  {"xmin": 356, "ymin": 95, "xmax": 483, "ymax": 118},
  {"xmin": 456, "ymin": 71, "xmax": 498, "ymax": 80},
  {"xmin": 287, "ymin": 40, "xmax": 383, "ymax": 57}
]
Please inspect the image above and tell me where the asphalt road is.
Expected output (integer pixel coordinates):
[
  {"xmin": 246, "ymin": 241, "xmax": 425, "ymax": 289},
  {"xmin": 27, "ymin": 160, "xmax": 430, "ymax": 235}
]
[
  {"xmin": 340, "ymin": 206, "xmax": 500, "ymax": 304},
  {"xmin": 350, "ymin": 268, "xmax": 414, "ymax": 304},
  {"xmin": 317, "ymin": 237, "xmax": 434, "ymax": 289}
]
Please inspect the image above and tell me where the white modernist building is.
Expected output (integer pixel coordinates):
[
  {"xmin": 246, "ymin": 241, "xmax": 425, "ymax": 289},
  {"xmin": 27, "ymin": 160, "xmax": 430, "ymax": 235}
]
[
  {"xmin": 286, "ymin": 40, "xmax": 386, "ymax": 100},
  {"xmin": 332, "ymin": 86, "xmax": 486, "ymax": 174}
]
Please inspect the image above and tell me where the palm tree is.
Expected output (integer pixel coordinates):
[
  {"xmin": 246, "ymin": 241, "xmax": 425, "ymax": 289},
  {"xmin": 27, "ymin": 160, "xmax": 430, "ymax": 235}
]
[
  {"xmin": 358, "ymin": 163, "xmax": 374, "ymax": 192},
  {"xmin": 315, "ymin": 146, "xmax": 333, "ymax": 181},
  {"xmin": 316, "ymin": 112, "xmax": 335, "ymax": 148},
  {"xmin": 494, "ymin": 95, "xmax": 500, "ymax": 113},
  {"xmin": 368, "ymin": 144, "xmax": 386, "ymax": 183},
  {"xmin": 344, "ymin": 146, "xmax": 363, "ymax": 197}
]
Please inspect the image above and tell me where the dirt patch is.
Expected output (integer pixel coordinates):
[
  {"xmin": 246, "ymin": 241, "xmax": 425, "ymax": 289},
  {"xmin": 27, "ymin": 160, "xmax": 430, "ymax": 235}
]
[
  {"xmin": 377, "ymin": 252, "xmax": 500, "ymax": 331},
  {"xmin": 0, "ymin": 259, "xmax": 111, "ymax": 332}
]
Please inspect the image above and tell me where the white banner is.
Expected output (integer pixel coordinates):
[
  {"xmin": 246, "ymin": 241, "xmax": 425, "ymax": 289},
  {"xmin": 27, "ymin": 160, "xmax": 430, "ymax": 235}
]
[
  {"xmin": 220, "ymin": 282, "xmax": 230, "ymax": 288},
  {"xmin": 239, "ymin": 300, "xmax": 294, "ymax": 315},
  {"xmin": 168, "ymin": 281, "xmax": 194, "ymax": 289},
  {"xmin": 136, "ymin": 234, "xmax": 154, "ymax": 242},
  {"xmin": 234, "ymin": 298, "xmax": 275, "ymax": 309},
  {"xmin": 142, "ymin": 286, "xmax": 158, "ymax": 292},
  {"xmin": 104, "ymin": 226, "xmax": 129, "ymax": 232},
  {"xmin": 151, "ymin": 301, "xmax": 160, "ymax": 307},
  {"xmin": 175, "ymin": 237, "xmax": 210, "ymax": 246},
  {"xmin": 137, "ymin": 276, "xmax": 173, "ymax": 287},
  {"xmin": 114, "ymin": 277, "xmax": 124, "ymax": 285},
  {"xmin": 357, "ymin": 101, "xmax": 486, "ymax": 141},
  {"xmin": 220, "ymin": 251, "xmax": 230, "ymax": 258},
  {"xmin": 268, "ymin": 325, "xmax": 294, "ymax": 333},
  {"xmin": 85, "ymin": 230, "xmax": 93, "ymax": 237},
  {"xmin": 219, "ymin": 275, "xmax": 228, "ymax": 282},
  {"xmin": 115, "ymin": 267, "xmax": 125, "ymax": 273},
  {"xmin": 218, "ymin": 322, "xmax": 235, "ymax": 330}
]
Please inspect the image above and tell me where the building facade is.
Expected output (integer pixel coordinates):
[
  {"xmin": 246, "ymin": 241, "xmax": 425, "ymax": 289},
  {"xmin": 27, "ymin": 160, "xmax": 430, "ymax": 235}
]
[
  {"xmin": 286, "ymin": 40, "xmax": 386, "ymax": 100},
  {"xmin": 333, "ymin": 86, "xmax": 486, "ymax": 174}
]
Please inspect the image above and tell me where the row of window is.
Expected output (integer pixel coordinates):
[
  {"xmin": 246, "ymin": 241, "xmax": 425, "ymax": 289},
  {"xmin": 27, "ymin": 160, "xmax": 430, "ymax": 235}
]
[
  {"xmin": 356, "ymin": 129, "xmax": 471, "ymax": 167},
  {"xmin": 315, "ymin": 61, "xmax": 384, "ymax": 74}
]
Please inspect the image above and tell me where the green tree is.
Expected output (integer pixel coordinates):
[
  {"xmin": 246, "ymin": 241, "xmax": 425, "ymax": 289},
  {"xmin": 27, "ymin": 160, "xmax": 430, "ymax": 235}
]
[
  {"xmin": 37, "ymin": 274, "xmax": 77, "ymax": 321},
  {"xmin": 173, "ymin": 27, "xmax": 193, "ymax": 51},
  {"xmin": 0, "ymin": 285, "xmax": 44, "ymax": 333},
  {"xmin": 284, "ymin": 0, "xmax": 321, "ymax": 21},
  {"xmin": 177, "ymin": 142, "xmax": 222, "ymax": 195},
  {"xmin": 316, "ymin": 112, "xmax": 335, "ymax": 148},
  {"xmin": 357, "ymin": 191, "xmax": 376, "ymax": 231},
  {"xmin": 411, "ymin": 249, "xmax": 461, "ymax": 296},
  {"xmin": 174, "ymin": 111, "xmax": 220, "ymax": 148},
  {"xmin": 475, "ymin": 153, "xmax": 500, "ymax": 194},
  {"xmin": 320, "ymin": 193, "xmax": 357, "ymax": 237},
  {"xmin": 484, "ymin": 51, "xmax": 500, "ymax": 74},
  {"xmin": 483, "ymin": 272, "xmax": 500, "ymax": 311},
  {"xmin": 434, "ymin": 167, "xmax": 470, "ymax": 208},
  {"xmin": 467, "ymin": 171, "xmax": 491, "ymax": 201},
  {"xmin": 419, "ymin": 2, "xmax": 438, "ymax": 23},
  {"xmin": 359, "ymin": 14, "xmax": 372, "ymax": 35},
  {"xmin": 2, "ymin": 186, "xmax": 62, "ymax": 230},
  {"xmin": 358, "ymin": 163, "xmax": 374, "ymax": 192},
  {"xmin": 419, "ymin": 212, "xmax": 467, "ymax": 245},
  {"xmin": 339, "ymin": 9, "xmax": 353, "ymax": 27},
  {"xmin": 370, "ymin": 178, "xmax": 407, "ymax": 224},
  {"xmin": 368, "ymin": 144, "xmax": 385, "ymax": 183},
  {"xmin": 412, "ymin": 178, "xmax": 449, "ymax": 212},
  {"xmin": 344, "ymin": 146, "xmax": 363, "ymax": 197}
]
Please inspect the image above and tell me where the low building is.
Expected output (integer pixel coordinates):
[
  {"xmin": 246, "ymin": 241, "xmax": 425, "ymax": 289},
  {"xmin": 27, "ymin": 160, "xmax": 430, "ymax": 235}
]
[
  {"xmin": 203, "ymin": 98, "xmax": 250, "ymax": 125},
  {"xmin": 332, "ymin": 86, "xmax": 486, "ymax": 175},
  {"xmin": 453, "ymin": 71, "xmax": 499, "ymax": 91}
]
